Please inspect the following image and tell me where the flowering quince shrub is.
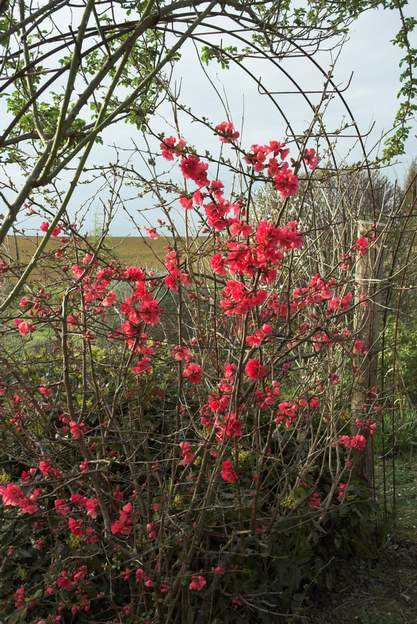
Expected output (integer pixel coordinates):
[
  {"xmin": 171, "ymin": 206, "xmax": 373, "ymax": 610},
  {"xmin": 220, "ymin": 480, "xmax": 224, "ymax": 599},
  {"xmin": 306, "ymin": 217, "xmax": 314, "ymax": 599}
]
[{"xmin": 0, "ymin": 122, "xmax": 382, "ymax": 623}]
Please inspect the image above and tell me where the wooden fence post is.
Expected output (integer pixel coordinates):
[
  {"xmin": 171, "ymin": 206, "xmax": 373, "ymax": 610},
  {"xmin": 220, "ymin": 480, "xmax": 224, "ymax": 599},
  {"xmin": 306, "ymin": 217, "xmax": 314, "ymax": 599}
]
[{"xmin": 351, "ymin": 220, "xmax": 385, "ymax": 485}]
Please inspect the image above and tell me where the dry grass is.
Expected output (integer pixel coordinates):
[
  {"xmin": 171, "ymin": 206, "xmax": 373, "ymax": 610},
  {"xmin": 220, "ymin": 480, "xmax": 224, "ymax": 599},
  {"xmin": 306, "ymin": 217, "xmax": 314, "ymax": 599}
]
[
  {"xmin": 1, "ymin": 235, "xmax": 211, "ymax": 283},
  {"xmin": 3, "ymin": 235, "xmax": 170, "ymax": 269}
]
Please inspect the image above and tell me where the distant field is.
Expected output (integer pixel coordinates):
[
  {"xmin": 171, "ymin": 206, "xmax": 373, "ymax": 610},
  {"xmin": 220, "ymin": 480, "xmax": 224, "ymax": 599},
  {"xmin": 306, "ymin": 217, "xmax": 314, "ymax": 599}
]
[{"xmin": 1, "ymin": 235, "xmax": 210, "ymax": 282}]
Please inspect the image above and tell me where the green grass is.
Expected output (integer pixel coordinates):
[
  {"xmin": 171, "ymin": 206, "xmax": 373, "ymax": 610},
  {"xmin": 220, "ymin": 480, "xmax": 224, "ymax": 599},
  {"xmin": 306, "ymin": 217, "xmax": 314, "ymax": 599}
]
[
  {"xmin": 375, "ymin": 408, "xmax": 417, "ymax": 460},
  {"xmin": 381, "ymin": 456, "xmax": 417, "ymax": 541}
]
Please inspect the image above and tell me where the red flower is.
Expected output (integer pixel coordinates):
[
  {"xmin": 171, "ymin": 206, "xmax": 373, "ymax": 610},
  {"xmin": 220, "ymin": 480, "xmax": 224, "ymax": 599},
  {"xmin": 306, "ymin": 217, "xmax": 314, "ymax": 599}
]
[
  {"xmin": 309, "ymin": 396, "xmax": 320, "ymax": 408},
  {"xmin": 85, "ymin": 498, "xmax": 99, "ymax": 518},
  {"xmin": 172, "ymin": 345, "xmax": 190, "ymax": 362},
  {"xmin": 16, "ymin": 320, "xmax": 32, "ymax": 336},
  {"xmin": 160, "ymin": 136, "xmax": 186, "ymax": 160},
  {"xmin": 275, "ymin": 401, "xmax": 299, "ymax": 428},
  {"xmin": 338, "ymin": 434, "xmax": 367, "ymax": 450},
  {"xmin": 14, "ymin": 586, "xmax": 25, "ymax": 609},
  {"xmin": 180, "ymin": 155, "xmax": 209, "ymax": 187},
  {"xmin": 182, "ymin": 362, "xmax": 203, "ymax": 384},
  {"xmin": 68, "ymin": 517, "xmax": 84, "ymax": 536},
  {"xmin": 246, "ymin": 328, "xmax": 267, "ymax": 347},
  {"xmin": 40, "ymin": 221, "xmax": 61, "ymax": 237},
  {"xmin": 140, "ymin": 298, "xmax": 160, "ymax": 325},
  {"xmin": 179, "ymin": 441, "xmax": 194, "ymax": 465},
  {"xmin": 354, "ymin": 235, "xmax": 369, "ymax": 256},
  {"xmin": 304, "ymin": 148, "xmax": 319, "ymax": 171},
  {"xmin": 72, "ymin": 565, "xmax": 88, "ymax": 583},
  {"xmin": 268, "ymin": 140, "xmax": 289, "ymax": 159},
  {"xmin": 39, "ymin": 385, "xmax": 52, "ymax": 398},
  {"xmin": 245, "ymin": 358, "xmax": 268, "ymax": 380},
  {"xmin": 54, "ymin": 499, "xmax": 70, "ymax": 516},
  {"xmin": 132, "ymin": 357, "xmax": 153, "ymax": 375},
  {"xmin": 215, "ymin": 120, "xmax": 240, "ymax": 143},
  {"xmin": 338, "ymin": 482, "xmax": 348, "ymax": 499},
  {"xmin": 0, "ymin": 483, "xmax": 39, "ymax": 514},
  {"xmin": 220, "ymin": 459, "xmax": 238, "ymax": 483},
  {"xmin": 353, "ymin": 339, "xmax": 367, "ymax": 355},
  {"xmin": 69, "ymin": 420, "xmax": 87, "ymax": 439},
  {"xmin": 111, "ymin": 502, "xmax": 133, "ymax": 535},
  {"xmin": 123, "ymin": 266, "xmax": 145, "ymax": 281},
  {"xmin": 38, "ymin": 460, "xmax": 52, "ymax": 477},
  {"xmin": 179, "ymin": 196, "xmax": 193, "ymax": 210},
  {"xmin": 146, "ymin": 522, "xmax": 157, "ymax": 540},
  {"xmin": 135, "ymin": 567, "xmax": 153, "ymax": 587},
  {"xmin": 220, "ymin": 280, "xmax": 267, "ymax": 316},
  {"xmin": 102, "ymin": 290, "xmax": 117, "ymax": 307},
  {"xmin": 189, "ymin": 575, "xmax": 206, "ymax": 591},
  {"xmin": 120, "ymin": 568, "xmax": 130, "ymax": 582},
  {"xmin": 145, "ymin": 227, "xmax": 159, "ymax": 240},
  {"xmin": 205, "ymin": 199, "xmax": 230, "ymax": 231},
  {"xmin": 215, "ymin": 412, "xmax": 242, "ymax": 441},
  {"xmin": 71, "ymin": 264, "xmax": 84, "ymax": 279},
  {"xmin": 308, "ymin": 491, "xmax": 321, "ymax": 509},
  {"xmin": 273, "ymin": 168, "xmax": 299, "ymax": 198},
  {"xmin": 210, "ymin": 253, "xmax": 227, "ymax": 276},
  {"xmin": 34, "ymin": 538, "xmax": 45, "ymax": 551},
  {"xmin": 355, "ymin": 418, "xmax": 377, "ymax": 436},
  {"xmin": 193, "ymin": 189, "xmax": 205, "ymax": 205},
  {"xmin": 245, "ymin": 143, "xmax": 268, "ymax": 172}
]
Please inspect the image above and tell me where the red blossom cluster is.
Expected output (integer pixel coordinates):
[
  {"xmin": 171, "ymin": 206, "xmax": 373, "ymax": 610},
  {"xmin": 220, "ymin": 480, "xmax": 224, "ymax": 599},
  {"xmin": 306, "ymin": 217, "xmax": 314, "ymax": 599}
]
[
  {"xmin": 0, "ymin": 121, "xmax": 378, "ymax": 622},
  {"xmin": 337, "ymin": 434, "xmax": 367, "ymax": 450},
  {"xmin": 274, "ymin": 396, "xmax": 320, "ymax": 428},
  {"xmin": 182, "ymin": 362, "xmax": 203, "ymax": 384},
  {"xmin": 338, "ymin": 482, "xmax": 348, "ymax": 499},
  {"xmin": 40, "ymin": 221, "xmax": 62, "ymax": 238},
  {"xmin": 111, "ymin": 502, "xmax": 133, "ymax": 535},
  {"xmin": 159, "ymin": 136, "xmax": 186, "ymax": 160},
  {"xmin": 220, "ymin": 459, "xmax": 238, "ymax": 483},
  {"xmin": 355, "ymin": 418, "xmax": 377, "ymax": 435},
  {"xmin": 164, "ymin": 249, "xmax": 190, "ymax": 292},
  {"xmin": 135, "ymin": 567, "xmax": 154, "ymax": 588},
  {"xmin": 308, "ymin": 491, "xmax": 321, "ymax": 509},
  {"xmin": 354, "ymin": 234, "xmax": 369, "ymax": 256},
  {"xmin": 303, "ymin": 148, "xmax": 319, "ymax": 171},
  {"xmin": 189, "ymin": 575, "xmax": 207, "ymax": 591},
  {"xmin": 215, "ymin": 120, "xmax": 240, "ymax": 143},
  {"xmin": 245, "ymin": 358, "xmax": 269, "ymax": 380},
  {"xmin": 255, "ymin": 380, "xmax": 281, "ymax": 409},
  {"xmin": 215, "ymin": 412, "xmax": 242, "ymax": 442},
  {"xmin": 179, "ymin": 441, "xmax": 194, "ymax": 465},
  {"xmin": 15, "ymin": 318, "xmax": 36, "ymax": 336},
  {"xmin": 0, "ymin": 483, "xmax": 40, "ymax": 514}
]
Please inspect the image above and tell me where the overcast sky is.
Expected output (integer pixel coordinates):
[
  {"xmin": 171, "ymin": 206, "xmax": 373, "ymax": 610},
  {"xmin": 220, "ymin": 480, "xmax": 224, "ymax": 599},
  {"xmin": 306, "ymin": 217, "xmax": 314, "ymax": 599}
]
[
  {"xmin": 89, "ymin": 5, "xmax": 417, "ymax": 235},
  {"xmin": 9, "ymin": 4, "xmax": 417, "ymax": 237},
  {"xmin": 152, "ymin": 5, "xmax": 416, "ymax": 170}
]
